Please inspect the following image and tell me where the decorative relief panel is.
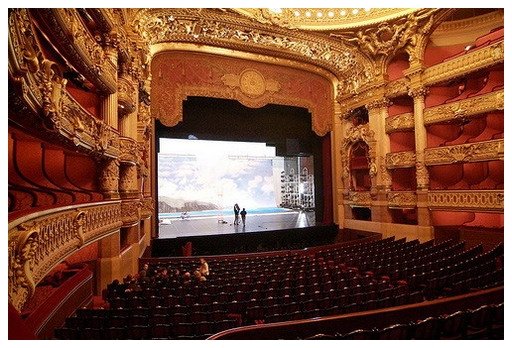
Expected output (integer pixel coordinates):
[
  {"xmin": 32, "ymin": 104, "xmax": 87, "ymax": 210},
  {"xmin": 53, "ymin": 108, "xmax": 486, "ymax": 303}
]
[
  {"xmin": 118, "ymin": 75, "xmax": 137, "ymax": 116},
  {"xmin": 423, "ymin": 40, "xmax": 504, "ymax": 86},
  {"xmin": 121, "ymin": 200, "xmax": 141, "ymax": 226},
  {"xmin": 386, "ymin": 151, "xmax": 416, "ymax": 169},
  {"xmin": 385, "ymin": 112, "xmax": 415, "ymax": 133},
  {"xmin": 119, "ymin": 137, "xmax": 138, "ymax": 164},
  {"xmin": 140, "ymin": 197, "xmax": 154, "ymax": 219},
  {"xmin": 387, "ymin": 191, "xmax": 417, "ymax": 208},
  {"xmin": 151, "ymin": 52, "xmax": 334, "ymax": 136},
  {"xmin": 8, "ymin": 202, "xmax": 122, "ymax": 312},
  {"xmin": 30, "ymin": 9, "xmax": 117, "ymax": 94},
  {"xmin": 428, "ymin": 190, "xmax": 504, "ymax": 211},
  {"xmin": 347, "ymin": 191, "xmax": 373, "ymax": 207},
  {"xmin": 424, "ymin": 139, "xmax": 504, "ymax": 166},
  {"xmin": 423, "ymin": 89, "xmax": 504, "ymax": 125}
]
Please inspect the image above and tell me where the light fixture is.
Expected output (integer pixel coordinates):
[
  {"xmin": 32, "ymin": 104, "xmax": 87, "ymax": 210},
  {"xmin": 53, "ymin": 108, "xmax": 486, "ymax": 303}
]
[
  {"xmin": 352, "ymin": 9, "xmax": 359, "ymax": 15},
  {"xmin": 340, "ymin": 10, "xmax": 347, "ymax": 16}
]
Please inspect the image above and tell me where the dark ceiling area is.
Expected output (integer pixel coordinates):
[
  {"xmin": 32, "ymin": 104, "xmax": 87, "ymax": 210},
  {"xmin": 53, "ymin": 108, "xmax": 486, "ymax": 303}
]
[{"xmin": 156, "ymin": 97, "xmax": 320, "ymax": 157}]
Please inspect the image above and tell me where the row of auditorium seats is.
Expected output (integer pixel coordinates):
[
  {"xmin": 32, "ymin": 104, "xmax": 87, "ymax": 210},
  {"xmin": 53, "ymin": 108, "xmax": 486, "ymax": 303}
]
[
  {"xmin": 55, "ymin": 238, "xmax": 504, "ymax": 339},
  {"xmin": 303, "ymin": 302, "xmax": 504, "ymax": 340}
]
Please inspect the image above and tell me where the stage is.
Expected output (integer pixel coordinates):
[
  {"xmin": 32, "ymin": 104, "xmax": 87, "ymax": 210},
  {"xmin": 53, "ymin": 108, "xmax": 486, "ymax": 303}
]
[
  {"xmin": 150, "ymin": 210, "xmax": 339, "ymax": 257},
  {"xmin": 158, "ymin": 210, "xmax": 316, "ymax": 239}
]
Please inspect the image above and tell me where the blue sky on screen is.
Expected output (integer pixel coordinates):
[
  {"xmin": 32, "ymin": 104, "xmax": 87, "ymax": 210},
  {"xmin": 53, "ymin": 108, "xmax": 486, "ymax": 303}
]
[{"xmin": 158, "ymin": 138, "xmax": 280, "ymax": 209}]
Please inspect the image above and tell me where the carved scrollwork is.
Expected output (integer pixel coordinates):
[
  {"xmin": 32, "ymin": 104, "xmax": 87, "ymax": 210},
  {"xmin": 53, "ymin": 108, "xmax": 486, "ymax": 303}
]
[
  {"xmin": 385, "ymin": 112, "xmax": 415, "ymax": 133},
  {"xmin": 121, "ymin": 200, "xmax": 141, "ymax": 226},
  {"xmin": 347, "ymin": 191, "xmax": 373, "ymax": 207},
  {"xmin": 386, "ymin": 151, "xmax": 416, "ymax": 169},
  {"xmin": 99, "ymin": 159, "xmax": 120, "ymax": 194},
  {"xmin": 140, "ymin": 197, "xmax": 154, "ymax": 219},
  {"xmin": 423, "ymin": 89, "xmax": 504, "ymax": 125},
  {"xmin": 424, "ymin": 139, "xmax": 504, "ymax": 166},
  {"xmin": 387, "ymin": 191, "xmax": 417, "ymax": 208},
  {"xmin": 365, "ymin": 97, "xmax": 391, "ymax": 110},
  {"xmin": 428, "ymin": 190, "xmax": 504, "ymax": 211},
  {"xmin": 118, "ymin": 75, "xmax": 137, "ymax": 116},
  {"xmin": 119, "ymin": 137, "xmax": 138, "ymax": 164},
  {"xmin": 30, "ymin": 9, "xmax": 117, "ymax": 94}
]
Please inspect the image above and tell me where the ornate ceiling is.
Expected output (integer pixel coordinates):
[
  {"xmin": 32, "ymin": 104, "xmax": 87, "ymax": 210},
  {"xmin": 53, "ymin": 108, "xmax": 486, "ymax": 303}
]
[{"xmin": 231, "ymin": 8, "xmax": 419, "ymax": 31}]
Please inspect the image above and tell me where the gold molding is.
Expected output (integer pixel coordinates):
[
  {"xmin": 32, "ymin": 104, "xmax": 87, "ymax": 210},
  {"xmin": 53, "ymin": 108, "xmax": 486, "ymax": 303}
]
[
  {"xmin": 423, "ymin": 40, "xmax": 504, "ymax": 86},
  {"xmin": 386, "ymin": 112, "xmax": 415, "ymax": 133},
  {"xmin": 121, "ymin": 200, "xmax": 141, "ymax": 226},
  {"xmin": 8, "ymin": 201, "xmax": 122, "ymax": 312},
  {"xmin": 346, "ymin": 191, "xmax": 373, "ymax": 207},
  {"xmin": 424, "ymin": 139, "xmax": 504, "ymax": 166},
  {"xmin": 423, "ymin": 89, "xmax": 504, "ymax": 125},
  {"xmin": 387, "ymin": 191, "xmax": 417, "ymax": 208},
  {"xmin": 428, "ymin": 190, "xmax": 504, "ymax": 211},
  {"xmin": 386, "ymin": 151, "xmax": 416, "ymax": 169}
]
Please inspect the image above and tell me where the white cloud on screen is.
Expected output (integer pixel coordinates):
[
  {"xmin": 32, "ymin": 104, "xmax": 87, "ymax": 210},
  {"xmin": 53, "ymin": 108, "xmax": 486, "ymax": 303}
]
[{"xmin": 158, "ymin": 138, "xmax": 278, "ymax": 208}]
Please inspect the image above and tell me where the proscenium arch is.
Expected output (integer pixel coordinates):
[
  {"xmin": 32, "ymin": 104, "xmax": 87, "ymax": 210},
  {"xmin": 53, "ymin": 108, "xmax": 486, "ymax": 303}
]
[{"xmin": 149, "ymin": 44, "xmax": 337, "ymax": 136}]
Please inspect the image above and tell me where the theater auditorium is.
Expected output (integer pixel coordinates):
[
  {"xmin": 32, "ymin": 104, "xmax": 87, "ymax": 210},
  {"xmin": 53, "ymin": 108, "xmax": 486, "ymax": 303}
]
[{"xmin": 7, "ymin": 7, "xmax": 504, "ymax": 340}]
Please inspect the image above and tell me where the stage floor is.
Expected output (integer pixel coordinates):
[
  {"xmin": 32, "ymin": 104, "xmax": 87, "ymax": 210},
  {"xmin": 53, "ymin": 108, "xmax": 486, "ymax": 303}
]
[{"xmin": 158, "ymin": 210, "xmax": 316, "ymax": 239}]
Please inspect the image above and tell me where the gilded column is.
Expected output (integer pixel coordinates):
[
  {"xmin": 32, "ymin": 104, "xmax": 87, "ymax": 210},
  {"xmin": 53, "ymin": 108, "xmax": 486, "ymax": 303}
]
[
  {"xmin": 333, "ymin": 102, "xmax": 345, "ymax": 225},
  {"xmin": 366, "ymin": 97, "xmax": 392, "ymax": 223},
  {"xmin": 99, "ymin": 158, "xmax": 120, "ymax": 199},
  {"xmin": 101, "ymin": 32, "xmax": 119, "ymax": 129},
  {"xmin": 409, "ymin": 86, "xmax": 431, "ymax": 225}
]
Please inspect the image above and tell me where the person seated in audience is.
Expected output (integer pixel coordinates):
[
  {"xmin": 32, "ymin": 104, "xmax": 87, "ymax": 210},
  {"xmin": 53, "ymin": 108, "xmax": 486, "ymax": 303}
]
[
  {"xmin": 194, "ymin": 270, "xmax": 207, "ymax": 282},
  {"xmin": 182, "ymin": 271, "xmax": 192, "ymax": 285},
  {"xmin": 198, "ymin": 258, "xmax": 209, "ymax": 276}
]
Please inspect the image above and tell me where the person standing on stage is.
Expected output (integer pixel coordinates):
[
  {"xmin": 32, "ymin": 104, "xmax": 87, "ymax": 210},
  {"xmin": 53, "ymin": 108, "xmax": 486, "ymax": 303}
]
[
  {"xmin": 233, "ymin": 203, "xmax": 240, "ymax": 225},
  {"xmin": 240, "ymin": 208, "xmax": 247, "ymax": 226}
]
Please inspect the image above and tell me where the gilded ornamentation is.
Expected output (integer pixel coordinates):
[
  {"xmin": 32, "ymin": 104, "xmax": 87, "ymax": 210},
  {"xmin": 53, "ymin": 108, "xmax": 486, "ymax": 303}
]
[
  {"xmin": 423, "ymin": 89, "xmax": 504, "ymax": 125},
  {"xmin": 423, "ymin": 40, "xmax": 504, "ymax": 86},
  {"xmin": 365, "ymin": 97, "xmax": 391, "ymax": 110},
  {"xmin": 99, "ymin": 159, "xmax": 120, "ymax": 193},
  {"xmin": 151, "ymin": 52, "xmax": 334, "ymax": 136},
  {"xmin": 221, "ymin": 68, "xmax": 281, "ymax": 99},
  {"xmin": 8, "ymin": 202, "xmax": 123, "ymax": 311},
  {"xmin": 331, "ymin": 10, "xmax": 436, "ymax": 58},
  {"xmin": 387, "ymin": 191, "xmax": 417, "ymax": 207},
  {"xmin": 379, "ymin": 157, "xmax": 392, "ymax": 188},
  {"xmin": 135, "ymin": 9, "xmax": 371, "ymax": 93},
  {"xmin": 140, "ymin": 197, "xmax": 154, "ymax": 219},
  {"xmin": 424, "ymin": 139, "xmax": 504, "ymax": 166},
  {"xmin": 30, "ymin": 9, "xmax": 117, "ymax": 94},
  {"xmin": 118, "ymin": 75, "xmax": 137, "ymax": 115},
  {"xmin": 119, "ymin": 137, "xmax": 138, "ymax": 164},
  {"xmin": 347, "ymin": 191, "xmax": 373, "ymax": 207},
  {"xmin": 119, "ymin": 164, "xmax": 139, "ymax": 193},
  {"xmin": 385, "ymin": 112, "xmax": 415, "ymax": 133},
  {"xmin": 415, "ymin": 160, "xmax": 430, "ymax": 190},
  {"xmin": 386, "ymin": 151, "xmax": 416, "ymax": 169},
  {"xmin": 408, "ymin": 86, "xmax": 429, "ymax": 99},
  {"xmin": 74, "ymin": 210, "xmax": 86, "ymax": 247},
  {"xmin": 121, "ymin": 201, "xmax": 141, "ymax": 226},
  {"xmin": 40, "ymin": 60, "xmax": 67, "ymax": 129},
  {"xmin": 386, "ymin": 78, "xmax": 409, "ymax": 98},
  {"xmin": 428, "ymin": 190, "xmax": 504, "ymax": 211}
]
